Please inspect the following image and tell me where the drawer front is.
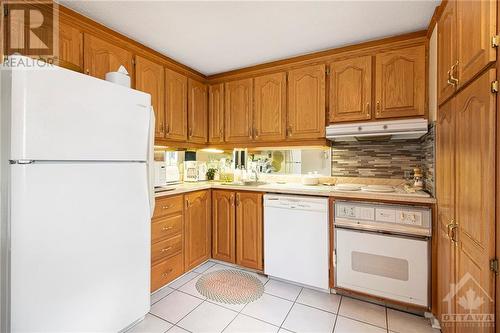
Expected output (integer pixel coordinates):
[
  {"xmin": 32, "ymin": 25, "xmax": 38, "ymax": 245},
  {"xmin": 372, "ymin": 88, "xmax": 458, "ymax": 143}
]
[
  {"xmin": 151, "ymin": 253, "xmax": 184, "ymax": 292},
  {"xmin": 154, "ymin": 195, "xmax": 183, "ymax": 218},
  {"xmin": 152, "ymin": 214, "xmax": 183, "ymax": 242},
  {"xmin": 152, "ymin": 234, "xmax": 182, "ymax": 263}
]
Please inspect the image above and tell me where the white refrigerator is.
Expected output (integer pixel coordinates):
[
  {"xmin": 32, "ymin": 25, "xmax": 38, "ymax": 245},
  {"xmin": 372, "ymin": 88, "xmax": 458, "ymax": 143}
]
[{"xmin": 0, "ymin": 56, "xmax": 154, "ymax": 332}]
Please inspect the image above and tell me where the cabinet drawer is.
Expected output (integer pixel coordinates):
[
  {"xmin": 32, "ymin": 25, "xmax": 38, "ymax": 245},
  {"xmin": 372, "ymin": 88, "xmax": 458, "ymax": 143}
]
[
  {"xmin": 154, "ymin": 195, "xmax": 183, "ymax": 218},
  {"xmin": 151, "ymin": 253, "xmax": 184, "ymax": 292},
  {"xmin": 152, "ymin": 214, "xmax": 183, "ymax": 243},
  {"xmin": 152, "ymin": 234, "xmax": 182, "ymax": 263}
]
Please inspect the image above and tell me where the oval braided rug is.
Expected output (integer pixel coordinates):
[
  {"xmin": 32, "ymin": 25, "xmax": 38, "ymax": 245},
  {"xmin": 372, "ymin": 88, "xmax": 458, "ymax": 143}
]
[{"xmin": 195, "ymin": 269, "xmax": 264, "ymax": 304}]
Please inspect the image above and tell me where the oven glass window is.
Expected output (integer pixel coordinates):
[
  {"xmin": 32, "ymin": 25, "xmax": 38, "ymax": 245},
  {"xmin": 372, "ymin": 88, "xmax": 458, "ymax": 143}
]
[{"xmin": 351, "ymin": 251, "xmax": 409, "ymax": 281}]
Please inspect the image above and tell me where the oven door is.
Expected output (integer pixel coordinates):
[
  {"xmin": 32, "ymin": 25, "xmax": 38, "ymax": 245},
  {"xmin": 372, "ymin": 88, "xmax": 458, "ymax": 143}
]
[{"xmin": 335, "ymin": 228, "xmax": 429, "ymax": 307}]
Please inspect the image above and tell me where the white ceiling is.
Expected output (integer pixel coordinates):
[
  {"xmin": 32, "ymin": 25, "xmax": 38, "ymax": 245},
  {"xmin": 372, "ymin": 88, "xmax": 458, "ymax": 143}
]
[{"xmin": 60, "ymin": 1, "xmax": 438, "ymax": 76}]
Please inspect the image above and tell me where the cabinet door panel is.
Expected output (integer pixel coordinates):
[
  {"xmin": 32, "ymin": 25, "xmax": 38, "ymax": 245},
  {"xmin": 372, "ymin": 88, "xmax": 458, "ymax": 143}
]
[
  {"xmin": 188, "ymin": 79, "xmax": 208, "ymax": 144},
  {"xmin": 83, "ymin": 34, "xmax": 133, "ymax": 82},
  {"xmin": 225, "ymin": 79, "xmax": 253, "ymax": 143},
  {"xmin": 58, "ymin": 21, "xmax": 83, "ymax": 72},
  {"xmin": 437, "ymin": 0, "xmax": 457, "ymax": 105},
  {"xmin": 185, "ymin": 190, "xmax": 211, "ymax": 271},
  {"xmin": 165, "ymin": 68, "xmax": 188, "ymax": 141},
  {"xmin": 456, "ymin": 0, "xmax": 496, "ymax": 88},
  {"xmin": 135, "ymin": 56, "xmax": 165, "ymax": 139},
  {"xmin": 287, "ymin": 64, "xmax": 326, "ymax": 139},
  {"xmin": 236, "ymin": 192, "xmax": 263, "ymax": 271},
  {"xmin": 209, "ymin": 83, "xmax": 225, "ymax": 143},
  {"xmin": 254, "ymin": 72, "xmax": 286, "ymax": 141},
  {"xmin": 375, "ymin": 45, "xmax": 426, "ymax": 119},
  {"xmin": 329, "ymin": 56, "xmax": 372, "ymax": 123},
  {"xmin": 212, "ymin": 190, "xmax": 236, "ymax": 263}
]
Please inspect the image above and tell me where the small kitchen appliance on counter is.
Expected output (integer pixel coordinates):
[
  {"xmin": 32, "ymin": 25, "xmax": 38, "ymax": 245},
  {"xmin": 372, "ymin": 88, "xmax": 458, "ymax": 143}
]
[
  {"xmin": 154, "ymin": 161, "xmax": 167, "ymax": 187},
  {"xmin": 184, "ymin": 161, "xmax": 199, "ymax": 182}
]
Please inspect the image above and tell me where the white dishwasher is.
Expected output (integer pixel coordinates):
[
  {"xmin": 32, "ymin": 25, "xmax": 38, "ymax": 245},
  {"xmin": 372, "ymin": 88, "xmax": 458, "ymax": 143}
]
[{"xmin": 264, "ymin": 194, "xmax": 329, "ymax": 290}]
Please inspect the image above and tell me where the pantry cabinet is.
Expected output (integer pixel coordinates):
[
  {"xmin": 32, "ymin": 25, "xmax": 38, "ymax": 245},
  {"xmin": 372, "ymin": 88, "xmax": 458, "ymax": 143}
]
[
  {"xmin": 329, "ymin": 56, "xmax": 372, "ymax": 123},
  {"xmin": 437, "ymin": 0, "xmax": 457, "ymax": 105},
  {"xmin": 165, "ymin": 68, "xmax": 188, "ymax": 141},
  {"xmin": 212, "ymin": 190, "xmax": 236, "ymax": 263},
  {"xmin": 188, "ymin": 79, "xmax": 208, "ymax": 144},
  {"xmin": 287, "ymin": 64, "xmax": 326, "ymax": 139},
  {"xmin": 225, "ymin": 78, "xmax": 253, "ymax": 143},
  {"xmin": 374, "ymin": 45, "xmax": 426, "ymax": 119},
  {"xmin": 83, "ymin": 34, "xmax": 133, "ymax": 81},
  {"xmin": 58, "ymin": 21, "xmax": 83, "ymax": 72},
  {"xmin": 208, "ymin": 83, "xmax": 225, "ymax": 143},
  {"xmin": 184, "ymin": 190, "xmax": 211, "ymax": 271},
  {"xmin": 135, "ymin": 55, "xmax": 165, "ymax": 139}
]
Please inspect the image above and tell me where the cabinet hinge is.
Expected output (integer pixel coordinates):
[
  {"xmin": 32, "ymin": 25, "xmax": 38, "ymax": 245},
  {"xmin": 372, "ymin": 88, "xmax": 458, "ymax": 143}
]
[
  {"xmin": 490, "ymin": 258, "xmax": 499, "ymax": 274},
  {"xmin": 491, "ymin": 80, "xmax": 499, "ymax": 93},
  {"xmin": 325, "ymin": 68, "xmax": 330, "ymax": 75},
  {"xmin": 3, "ymin": 4, "xmax": 9, "ymax": 17},
  {"xmin": 132, "ymin": 57, "xmax": 136, "ymax": 66},
  {"xmin": 492, "ymin": 35, "xmax": 500, "ymax": 48}
]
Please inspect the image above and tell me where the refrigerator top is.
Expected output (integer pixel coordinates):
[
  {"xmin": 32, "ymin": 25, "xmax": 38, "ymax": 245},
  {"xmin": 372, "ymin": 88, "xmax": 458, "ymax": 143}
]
[{"xmin": 2, "ymin": 56, "xmax": 152, "ymax": 162}]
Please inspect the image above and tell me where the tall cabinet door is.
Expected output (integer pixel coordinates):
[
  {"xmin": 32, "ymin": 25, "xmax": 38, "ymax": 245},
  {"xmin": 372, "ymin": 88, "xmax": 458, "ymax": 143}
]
[
  {"xmin": 225, "ymin": 79, "xmax": 253, "ymax": 143},
  {"xmin": 253, "ymin": 72, "xmax": 287, "ymax": 142},
  {"xmin": 236, "ymin": 192, "xmax": 263, "ymax": 271},
  {"xmin": 184, "ymin": 190, "xmax": 211, "ymax": 271},
  {"xmin": 456, "ymin": 0, "xmax": 496, "ymax": 89},
  {"xmin": 436, "ymin": 98, "xmax": 456, "ymax": 333},
  {"xmin": 287, "ymin": 64, "xmax": 326, "ymax": 139},
  {"xmin": 212, "ymin": 190, "xmax": 236, "ymax": 264},
  {"xmin": 188, "ymin": 79, "xmax": 208, "ymax": 144},
  {"xmin": 58, "ymin": 21, "xmax": 83, "ymax": 73},
  {"xmin": 83, "ymin": 34, "xmax": 133, "ymax": 81},
  {"xmin": 135, "ymin": 56, "xmax": 165, "ymax": 139},
  {"xmin": 454, "ymin": 69, "xmax": 496, "ymax": 333},
  {"xmin": 437, "ymin": 0, "xmax": 457, "ymax": 106},
  {"xmin": 329, "ymin": 56, "xmax": 372, "ymax": 123},
  {"xmin": 165, "ymin": 68, "xmax": 188, "ymax": 141},
  {"xmin": 374, "ymin": 45, "xmax": 426, "ymax": 119},
  {"xmin": 209, "ymin": 83, "xmax": 225, "ymax": 143}
]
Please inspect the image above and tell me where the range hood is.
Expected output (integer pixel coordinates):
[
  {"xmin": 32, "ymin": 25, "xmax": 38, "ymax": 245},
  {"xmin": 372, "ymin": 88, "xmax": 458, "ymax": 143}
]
[{"xmin": 326, "ymin": 118, "xmax": 428, "ymax": 142}]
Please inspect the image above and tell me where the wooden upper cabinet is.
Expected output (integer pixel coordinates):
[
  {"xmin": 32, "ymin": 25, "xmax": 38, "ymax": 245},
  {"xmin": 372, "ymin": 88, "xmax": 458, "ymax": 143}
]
[
  {"xmin": 225, "ymin": 78, "xmax": 253, "ymax": 143},
  {"xmin": 209, "ymin": 83, "xmax": 225, "ymax": 143},
  {"xmin": 329, "ymin": 56, "xmax": 372, "ymax": 123},
  {"xmin": 456, "ymin": 0, "xmax": 496, "ymax": 89},
  {"xmin": 165, "ymin": 68, "xmax": 188, "ymax": 141},
  {"xmin": 374, "ymin": 45, "xmax": 426, "ymax": 119},
  {"xmin": 212, "ymin": 190, "xmax": 236, "ymax": 264},
  {"xmin": 236, "ymin": 192, "xmax": 263, "ymax": 271},
  {"xmin": 83, "ymin": 34, "xmax": 133, "ymax": 82},
  {"xmin": 184, "ymin": 190, "xmax": 211, "ymax": 271},
  {"xmin": 58, "ymin": 21, "xmax": 83, "ymax": 72},
  {"xmin": 253, "ymin": 72, "xmax": 287, "ymax": 142},
  {"xmin": 437, "ymin": 0, "xmax": 457, "ymax": 105},
  {"xmin": 135, "ymin": 55, "xmax": 165, "ymax": 139},
  {"xmin": 287, "ymin": 64, "xmax": 326, "ymax": 139},
  {"xmin": 188, "ymin": 79, "xmax": 208, "ymax": 144}
]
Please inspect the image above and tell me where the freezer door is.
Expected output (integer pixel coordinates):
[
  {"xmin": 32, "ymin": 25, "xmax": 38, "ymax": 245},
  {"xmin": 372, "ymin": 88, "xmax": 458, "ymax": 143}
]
[
  {"xmin": 9, "ymin": 162, "xmax": 150, "ymax": 332},
  {"xmin": 6, "ymin": 56, "xmax": 151, "ymax": 161}
]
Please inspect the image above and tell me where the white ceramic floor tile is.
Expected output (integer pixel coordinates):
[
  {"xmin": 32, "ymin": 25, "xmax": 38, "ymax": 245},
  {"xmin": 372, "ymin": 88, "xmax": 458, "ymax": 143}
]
[
  {"xmin": 207, "ymin": 299, "xmax": 247, "ymax": 312},
  {"xmin": 167, "ymin": 326, "xmax": 190, "ymax": 333},
  {"xmin": 178, "ymin": 301, "xmax": 238, "ymax": 333},
  {"xmin": 277, "ymin": 329, "xmax": 293, "ymax": 333},
  {"xmin": 178, "ymin": 276, "xmax": 207, "ymax": 299},
  {"xmin": 194, "ymin": 261, "xmax": 216, "ymax": 273},
  {"xmin": 241, "ymin": 293, "xmax": 293, "ymax": 326},
  {"xmin": 151, "ymin": 287, "xmax": 175, "ymax": 305},
  {"xmin": 339, "ymin": 297, "xmax": 387, "ymax": 328},
  {"xmin": 282, "ymin": 303, "xmax": 336, "ymax": 333},
  {"xmin": 387, "ymin": 309, "xmax": 440, "ymax": 333},
  {"xmin": 296, "ymin": 288, "xmax": 341, "ymax": 313},
  {"xmin": 168, "ymin": 272, "xmax": 200, "ymax": 289},
  {"xmin": 264, "ymin": 279, "xmax": 302, "ymax": 301},
  {"xmin": 150, "ymin": 290, "xmax": 204, "ymax": 323},
  {"xmin": 204, "ymin": 264, "xmax": 232, "ymax": 274},
  {"xmin": 127, "ymin": 314, "xmax": 173, "ymax": 333},
  {"xmin": 223, "ymin": 314, "xmax": 279, "ymax": 333},
  {"xmin": 334, "ymin": 316, "xmax": 387, "ymax": 333}
]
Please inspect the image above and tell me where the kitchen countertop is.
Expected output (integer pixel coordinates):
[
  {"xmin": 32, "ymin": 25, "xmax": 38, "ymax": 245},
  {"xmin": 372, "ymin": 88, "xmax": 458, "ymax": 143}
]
[{"xmin": 155, "ymin": 181, "xmax": 436, "ymax": 205}]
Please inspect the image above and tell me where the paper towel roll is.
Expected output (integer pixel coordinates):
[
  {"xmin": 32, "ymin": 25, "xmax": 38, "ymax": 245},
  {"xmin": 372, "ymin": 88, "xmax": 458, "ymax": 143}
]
[{"xmin": 105, "ymin": 65, "xmax": 131, "ymax": 88}]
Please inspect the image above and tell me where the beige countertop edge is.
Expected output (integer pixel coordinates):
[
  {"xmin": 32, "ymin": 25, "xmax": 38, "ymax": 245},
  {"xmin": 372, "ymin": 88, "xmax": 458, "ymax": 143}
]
[{"xmin": 155, "ymin": 183, "xmax": 436, "ymax": 205}]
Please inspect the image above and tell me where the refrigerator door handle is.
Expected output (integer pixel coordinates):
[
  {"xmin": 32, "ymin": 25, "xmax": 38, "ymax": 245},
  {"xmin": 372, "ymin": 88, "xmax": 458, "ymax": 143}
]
[{"xmin": 147, "ymin": 106, "xmax": 156, "ymax": 217}]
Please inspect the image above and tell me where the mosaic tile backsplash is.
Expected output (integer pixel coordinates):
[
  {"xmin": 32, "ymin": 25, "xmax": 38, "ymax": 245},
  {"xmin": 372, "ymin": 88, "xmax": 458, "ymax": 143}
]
[{"xmin": 331, "ymin": 123, "xmax": 435, "ymax": 195}]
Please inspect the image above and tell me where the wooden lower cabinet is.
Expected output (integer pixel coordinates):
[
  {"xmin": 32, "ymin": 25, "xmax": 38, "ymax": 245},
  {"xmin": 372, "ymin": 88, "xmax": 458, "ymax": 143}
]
[
  {"xmin": 212, "ymin": 190, "xmax": 236, "ymax": 263},
  {"xmin": 184, "ymin": 190, "xmax": 212, "ymax": 271},
  {"xmin": 151, "ymin": 253, "xmax": 184, "ymax": 292}
]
